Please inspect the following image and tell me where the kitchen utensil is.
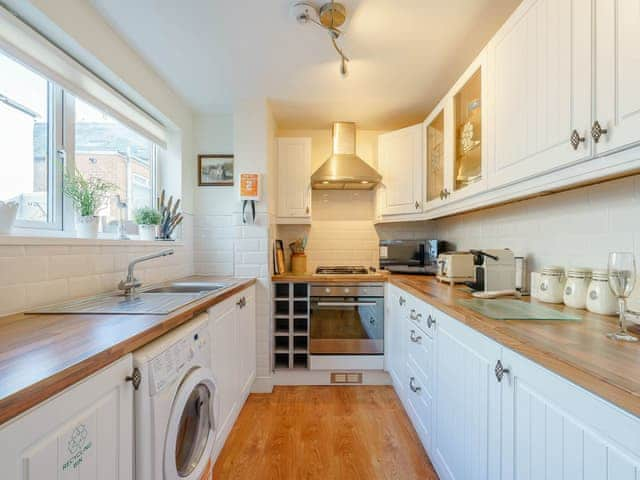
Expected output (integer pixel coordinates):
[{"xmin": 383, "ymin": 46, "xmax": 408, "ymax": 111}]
[
  {"xmin": 457, "ymin": 298, "xmax": 581, "ymax": 321},
  {"xmin": 471, "ymin": 289, "xmax": 517, "ymax": 299},
  {"xmin": 606, "ymin": 252, "xmax": 638, "ymax": 342}
]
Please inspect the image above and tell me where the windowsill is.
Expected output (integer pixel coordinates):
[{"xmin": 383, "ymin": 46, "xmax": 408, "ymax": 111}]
[{"xmin": 0, "ymin": 230, "xmax": 184, "ymax": 247}]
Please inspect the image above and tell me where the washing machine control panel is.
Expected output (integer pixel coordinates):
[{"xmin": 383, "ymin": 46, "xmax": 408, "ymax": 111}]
[{"xmin": 148, "ymin": 329, "xmax": 208, "ymax": 395}]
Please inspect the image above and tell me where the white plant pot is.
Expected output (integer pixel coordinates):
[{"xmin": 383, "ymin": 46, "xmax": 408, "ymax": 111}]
[
  {"xmin": 76, "ymin": 215, "xmax": 100, "ymax": 238},
  {"xmin": 138, "ymin": 224, "xmax": 157, "ymax": 241},
  {"xmin": 0, "ymin": 201, "xmax": 18, "ymax": 234}
]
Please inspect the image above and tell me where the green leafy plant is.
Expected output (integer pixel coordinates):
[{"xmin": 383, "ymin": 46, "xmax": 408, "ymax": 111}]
[
  {"xmin": 63, "ymin": 168, "xmax": 116, "ymax": 217},
  {"xmin": 134, "ymin": 207, "xmax": 162, "ymax": 225}
]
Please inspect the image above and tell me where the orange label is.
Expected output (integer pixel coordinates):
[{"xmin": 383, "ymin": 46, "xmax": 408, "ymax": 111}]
[{"xmin": 240, "ymin": 173, "xmax": 259, "ymax": 197}]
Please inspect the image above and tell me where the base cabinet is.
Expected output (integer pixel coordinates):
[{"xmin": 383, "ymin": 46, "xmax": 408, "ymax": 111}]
[
  {"xmin": 0, "ymin": 355, "xmax": 134, "ymax": 480},
  {"xmin": 387, "ymin": 285, "xmax": 640, "ymax": 480},
  {"xmin": 209, "ymin": 285, "xmax": 256, "ymax": 460}
]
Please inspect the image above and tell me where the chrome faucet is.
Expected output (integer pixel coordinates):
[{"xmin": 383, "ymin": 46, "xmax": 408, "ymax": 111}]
[{"xmin": 118, "ymin": 249, "xmax": 174, "ymax": 297}]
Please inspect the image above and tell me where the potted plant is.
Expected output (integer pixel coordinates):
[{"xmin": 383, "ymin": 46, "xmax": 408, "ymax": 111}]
[
  {"xmin": 134, "ymin": 207, "xmax": 162, "ymax": 241},
  {"xmin": 63, "ymin": 168, "xmax": 115, "ymax": 238}
]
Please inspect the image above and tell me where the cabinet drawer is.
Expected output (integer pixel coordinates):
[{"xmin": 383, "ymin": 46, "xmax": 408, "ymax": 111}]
[
  {"xmin": 405, "ymin": 359, "xmax": 433, "ymax": 451},
  {"xmin": 407, "ymin": 295, "xmax": 435, "ymax": 338},
  {"xmin": 406, "ymin": 324, "xmax": 433, "ymax": 394}
]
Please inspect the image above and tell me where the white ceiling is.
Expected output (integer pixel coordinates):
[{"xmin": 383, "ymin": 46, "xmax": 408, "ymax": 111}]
[{"xmin": 90, "ymin": 0, "xmax": 521, "ymax": 130}]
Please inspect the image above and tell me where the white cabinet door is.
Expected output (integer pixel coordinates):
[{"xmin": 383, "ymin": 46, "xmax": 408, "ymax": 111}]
[
  {"xmin": 432, "ymin": 310, "xmax": 502, "ymax": 480},
  {"xmin": 0, "ymin": 355, "xmax": 133, "ymax": 480},
  {"xmin": 378, "ymin": 124, "xmax": 423, "ymax": 215},
  {"xmin": 277, "ymin": 137, "xmax": 311, "ymax": 221},
  {"xmin": 387, "ymin": 285, "xmax": 408, "ymax": 399},
  {"xmin": 238, "ymin": 286, "xmax": 256, "ymax": 398},
  {"xmin": 501, "ymin": 348, "xmax": 640, "ymax": 480},
  {"xmin": 209, "ymin": 297, "xmax": 239, "ymax": 439},
  {"xmin": 488, "ymin": 0, "xmax": 593, "ymax": 188},
  {"xmin": 594, "ymin": 0, "xmax": 640, "ymax": 155}
]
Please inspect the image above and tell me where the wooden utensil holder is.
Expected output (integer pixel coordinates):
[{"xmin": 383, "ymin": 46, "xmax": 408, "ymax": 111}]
[{"xmin": 290, "ymin": 253, "xmax": 307, "ymax": 275}]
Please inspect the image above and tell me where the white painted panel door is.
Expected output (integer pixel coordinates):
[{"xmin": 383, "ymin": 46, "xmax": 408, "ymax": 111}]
[
  {"xmin": 501, "ymin": 348, "xmax": 640, "ymax": 480},
  {"xmin": 432, "ymin": 311, "xmax": 502, "ymax": 480},
  {"xmin": 209, "ymin": 298, "xmax": 239, "ymax": 437},
  {"xmin": 488, "ymin": 0, "xmax": 592, "ymax": 188},
  {"xmin": 277, "ymin": 138, "xmax": 311, "ymax": 219},
  {"xmin": 378, "ymin": 124, "xmax": 423, "ymax": 215},
  {"xmin": 238, "ymin": 286, "xmax": 256, "ymax": 397},
  {"xmin": 594, "ymin": 0, "xmax": 640, "ymax": 155},
  {"xmin": 387, "ymin": 285, "xmax": 408, "ymax": 399},
  {"xmin": 0, "ymin": 355, "xmax": 133, "ymax": 480}
]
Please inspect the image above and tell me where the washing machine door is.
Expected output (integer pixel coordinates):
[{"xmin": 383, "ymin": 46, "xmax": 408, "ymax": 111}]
[{"xmin": 164, "ymin": 366, "xmax": 217, "ymax": 480}]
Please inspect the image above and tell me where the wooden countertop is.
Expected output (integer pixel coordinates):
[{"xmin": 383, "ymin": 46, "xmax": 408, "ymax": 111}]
[
  {"xmin": 272, "ymin": 272, "xmax": 389, "ymax": 282},
  {"xmin": 389, "ymin": 275, "xmax": 640, "ymax": 418},
  {"xmin": 0, "ymin": 276, "xmax": 255, "ymax": 426}
]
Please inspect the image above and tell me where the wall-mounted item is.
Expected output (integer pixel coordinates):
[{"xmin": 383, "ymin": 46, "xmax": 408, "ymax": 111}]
[
  {"xmin": 0, "ymin": 201, "xmax": 18, "ymax": 234},
  {"xmin": 156, "ymin": 190, "xmax": 182, "ymax": 240},
  {"xmin": 239, "ymin": 173, "xmax": 261, "ymax": 224},
  {"xmin": 198, "ymin": 154, "xmax": 234, "ymax": 186}
]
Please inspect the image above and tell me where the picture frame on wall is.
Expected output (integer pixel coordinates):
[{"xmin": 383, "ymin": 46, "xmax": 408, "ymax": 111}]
[{"xmin": 198, "ymin": 154, "xmax": 234, "ymax": 186}]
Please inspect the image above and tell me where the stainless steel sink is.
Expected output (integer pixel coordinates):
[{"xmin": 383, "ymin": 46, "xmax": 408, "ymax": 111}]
[
  {"xmin": 144, "ymin": 281, "xmax": 232, "ymax": 294},
  {"xmin": 29, "ymin": 281, "xmax": 236, "ymax": 315}
]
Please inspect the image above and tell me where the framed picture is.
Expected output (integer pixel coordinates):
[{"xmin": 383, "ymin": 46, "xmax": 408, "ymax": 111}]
[{"xmin": 198, "ymin": 154, "xmax": 234, "ymax": 186}]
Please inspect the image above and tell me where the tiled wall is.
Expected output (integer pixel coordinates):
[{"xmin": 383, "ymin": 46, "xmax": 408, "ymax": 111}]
[{"xmin": 0, "ymin": 214, "xmax": 195, "ymax": 317}]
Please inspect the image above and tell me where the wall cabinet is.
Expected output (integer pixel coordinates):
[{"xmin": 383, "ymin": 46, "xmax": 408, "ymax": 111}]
[
  {"xmin": 208, "ymin": 285, "xmax": 256, "ymax": 460},
  {"xmin": 0, "ymin": 355, "xmax": 134, "ymax": 480},
  {"xmin": 276, "ymin": 137, "xmax": 311, "ymax": 223},
  {"xmin": 386, "ymin": 285, "xmax": 640, "ymax": 480},
  {"xmin": 378, "ymin": 124, "xmax": 423, "ymax": 216}
]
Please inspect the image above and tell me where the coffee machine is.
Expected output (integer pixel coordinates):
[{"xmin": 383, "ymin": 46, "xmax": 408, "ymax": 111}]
[{"xmin": 466, "ymin": 249, "xmax": 516, "ymax": 292}]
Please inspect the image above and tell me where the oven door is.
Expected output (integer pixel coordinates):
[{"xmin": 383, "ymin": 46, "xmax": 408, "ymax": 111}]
[{"xmin": 310, "ymin": 296, "xmax": 384, "ymax": 355}]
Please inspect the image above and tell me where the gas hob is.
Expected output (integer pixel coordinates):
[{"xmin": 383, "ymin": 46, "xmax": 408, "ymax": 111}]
[{"xmin": 314, "ymin": 266, "xmax": 373, "ymax": 275}]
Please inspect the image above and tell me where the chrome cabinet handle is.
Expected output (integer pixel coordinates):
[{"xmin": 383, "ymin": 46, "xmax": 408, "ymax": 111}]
[
  {"xmin": 237, "ymin": 296, "xmax": 246, "ymax": 308},
  {"xmin": 427, "ymin": 314, "xmax": 435, "ymax": 329},
  {"xmin": 409, "ymin": 376, "xmax": 421, "ymax": 393},
  {"xmin": 495, "ymin": 360, "xmax": 510, "ymax": 382},
  {"xmin": 399, "ymin": 296, "xmax": 406, "ymax": 306},
  {"xmin": 125, "ymin": 367, "xmax": 141, "ymax": 390},
  {"xmin": 415, "ymin": 200, "xmax": 420, "ymax": 210},
  {"xmin": 409, "ymin": 309, "xmax": 417, "ymax": 320},
  {"xmin": 570, "ymin": 129, "xmax": 585, "ymax": 150},
  {"xmin": 369, "ymin": 317, "xmax": 375, "ymax": 325},
  {"xmin": 410, "ymin": 330, "xmax": 422, "ymax": 343},
  {"xmin": 439, "ymin": 189, "xmax": 445, "ymax": 200},
  {"xmin": 591, "ymin": 121, "xmax": 608, "ymax": 143},
  {"xmin": 306, "ymin": 206, "xmax": 310, "ymax": 214}
]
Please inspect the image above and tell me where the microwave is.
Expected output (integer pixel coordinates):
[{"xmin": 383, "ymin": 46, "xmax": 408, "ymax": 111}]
[{"xmin": 379, "ymin": 239, "xmax": 451, "ymax": 275}]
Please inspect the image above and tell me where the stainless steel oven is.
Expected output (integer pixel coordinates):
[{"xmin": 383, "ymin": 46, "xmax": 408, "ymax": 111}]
[{"xmin": 309, "ymin": 283, "xmax": 384, "ymax": 355}]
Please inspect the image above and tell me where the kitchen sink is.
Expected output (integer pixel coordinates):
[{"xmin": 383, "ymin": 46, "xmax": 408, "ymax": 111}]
[
  {"xmin": 28, "ymin": 281, "xmax": 237, "ymax": 315},
  {"xmin": 144, "ymin": 281, "xmax": 232, "ymax": 294}
]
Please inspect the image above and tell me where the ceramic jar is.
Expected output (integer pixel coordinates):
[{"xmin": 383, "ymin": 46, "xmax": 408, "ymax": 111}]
[
  {"xmin": 586, "ymin": 270, "xmax": 618, "ymax": 315},
  {"xmin": 538, "ymin": 266, "xmax": 566, "ymax": 303},
  {"xmin": 563, "ymin": 268, "xmax": 592, "ymax": 309}
]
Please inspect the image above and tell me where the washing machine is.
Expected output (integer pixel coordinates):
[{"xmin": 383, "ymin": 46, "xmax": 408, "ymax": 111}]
[{"xmin": 133, "ymin": 313, "xmax": 217, "ymax": 480}]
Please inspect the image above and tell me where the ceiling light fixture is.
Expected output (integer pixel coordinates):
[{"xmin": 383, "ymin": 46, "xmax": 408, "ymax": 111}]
[{"xmin": 292, "ymin": 1, "xmax": 350, "ymax": 77}]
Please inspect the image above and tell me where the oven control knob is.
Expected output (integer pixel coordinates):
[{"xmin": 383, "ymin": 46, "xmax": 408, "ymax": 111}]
[
  {"xmin": 325, "ymin": 287, "xmax": 331, "ymax": 294},
  {"xmin": 344, "ymin": 288, "xmax": 350, "ymax": 294}
]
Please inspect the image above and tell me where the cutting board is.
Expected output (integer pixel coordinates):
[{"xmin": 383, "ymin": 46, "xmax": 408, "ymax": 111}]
[{"xmin": 457, "ymin": 298, "xmax": 582, "ymax": 321}]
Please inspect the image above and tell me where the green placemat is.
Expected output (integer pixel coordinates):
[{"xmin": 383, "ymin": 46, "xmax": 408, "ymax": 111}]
[{"xmin": 457, "ymin": 298, "xmax": 582, "ymax": 321}]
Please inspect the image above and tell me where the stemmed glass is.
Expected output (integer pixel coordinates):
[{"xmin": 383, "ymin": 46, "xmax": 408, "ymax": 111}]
[{"xmin": 607, "ymin": 252, "xmax": 639, "ymax": 342}]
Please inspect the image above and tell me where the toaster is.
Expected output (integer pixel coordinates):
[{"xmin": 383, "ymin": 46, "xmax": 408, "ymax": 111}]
[{"xmin": 436, "ymin": 252, "xmax": 475, "ymax": 284}]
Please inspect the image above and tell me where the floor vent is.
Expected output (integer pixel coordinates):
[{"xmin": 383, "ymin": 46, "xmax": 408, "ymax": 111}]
[{"xmin": 330, "ymin": 372, "xmax": 363, "ymax": 384}]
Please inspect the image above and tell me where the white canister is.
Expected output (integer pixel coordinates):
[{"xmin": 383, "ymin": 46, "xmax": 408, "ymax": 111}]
[
  {"xmin": 563, "ymin": 268, "xmax": 592, "ymax": 309},
  {"xmin": 538, "ymin": 266, "xmax": 566, "ymax": 303},
  {"xmin": 586, "ymin": 270, "xmax": 618, "ymax": 316}
]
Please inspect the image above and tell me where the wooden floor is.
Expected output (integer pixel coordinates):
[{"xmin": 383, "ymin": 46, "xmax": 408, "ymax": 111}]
[{"xmin": 213, "ymin": 386, "xmax": 439, "ymax": 480}]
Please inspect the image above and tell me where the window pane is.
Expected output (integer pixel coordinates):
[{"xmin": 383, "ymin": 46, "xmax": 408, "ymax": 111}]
[
  {"xmin": 74, "ymin": 97, "xmax": 154, "ymax": 227},
  {"xmin": 0, "ymin": 50, "xmax": 50, "ymax": 223}
]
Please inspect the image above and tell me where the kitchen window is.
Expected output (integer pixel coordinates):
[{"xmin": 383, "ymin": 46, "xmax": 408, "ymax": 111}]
[{"xmin": 0, "ymin": 47, "xmax": 158, "ymax": 234}]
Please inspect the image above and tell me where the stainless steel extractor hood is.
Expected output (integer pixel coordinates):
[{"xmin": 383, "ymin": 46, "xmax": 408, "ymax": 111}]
[{"xmin": 311, "ymin": 122, "xmax": 382, "ymax": 190}]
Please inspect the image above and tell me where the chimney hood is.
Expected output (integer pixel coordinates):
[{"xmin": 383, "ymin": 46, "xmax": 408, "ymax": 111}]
[{"xmin": 311, "ymin": 122, "xmax": 382, "ymax": 190}]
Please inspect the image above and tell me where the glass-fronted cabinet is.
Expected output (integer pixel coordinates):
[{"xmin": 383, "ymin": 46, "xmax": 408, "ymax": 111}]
[
  {"xmin": 425, "ymin": 107, "xmax": 445, "ymax": 203},
  {"xmin": 453, "ymin": 67, "xmax": 482, "ymax": 192}
]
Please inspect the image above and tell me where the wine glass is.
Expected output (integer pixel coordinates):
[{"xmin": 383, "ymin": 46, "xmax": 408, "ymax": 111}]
[{"xmin": 607, "ymin": 252, "xmax": 639, "ymax": 342}]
